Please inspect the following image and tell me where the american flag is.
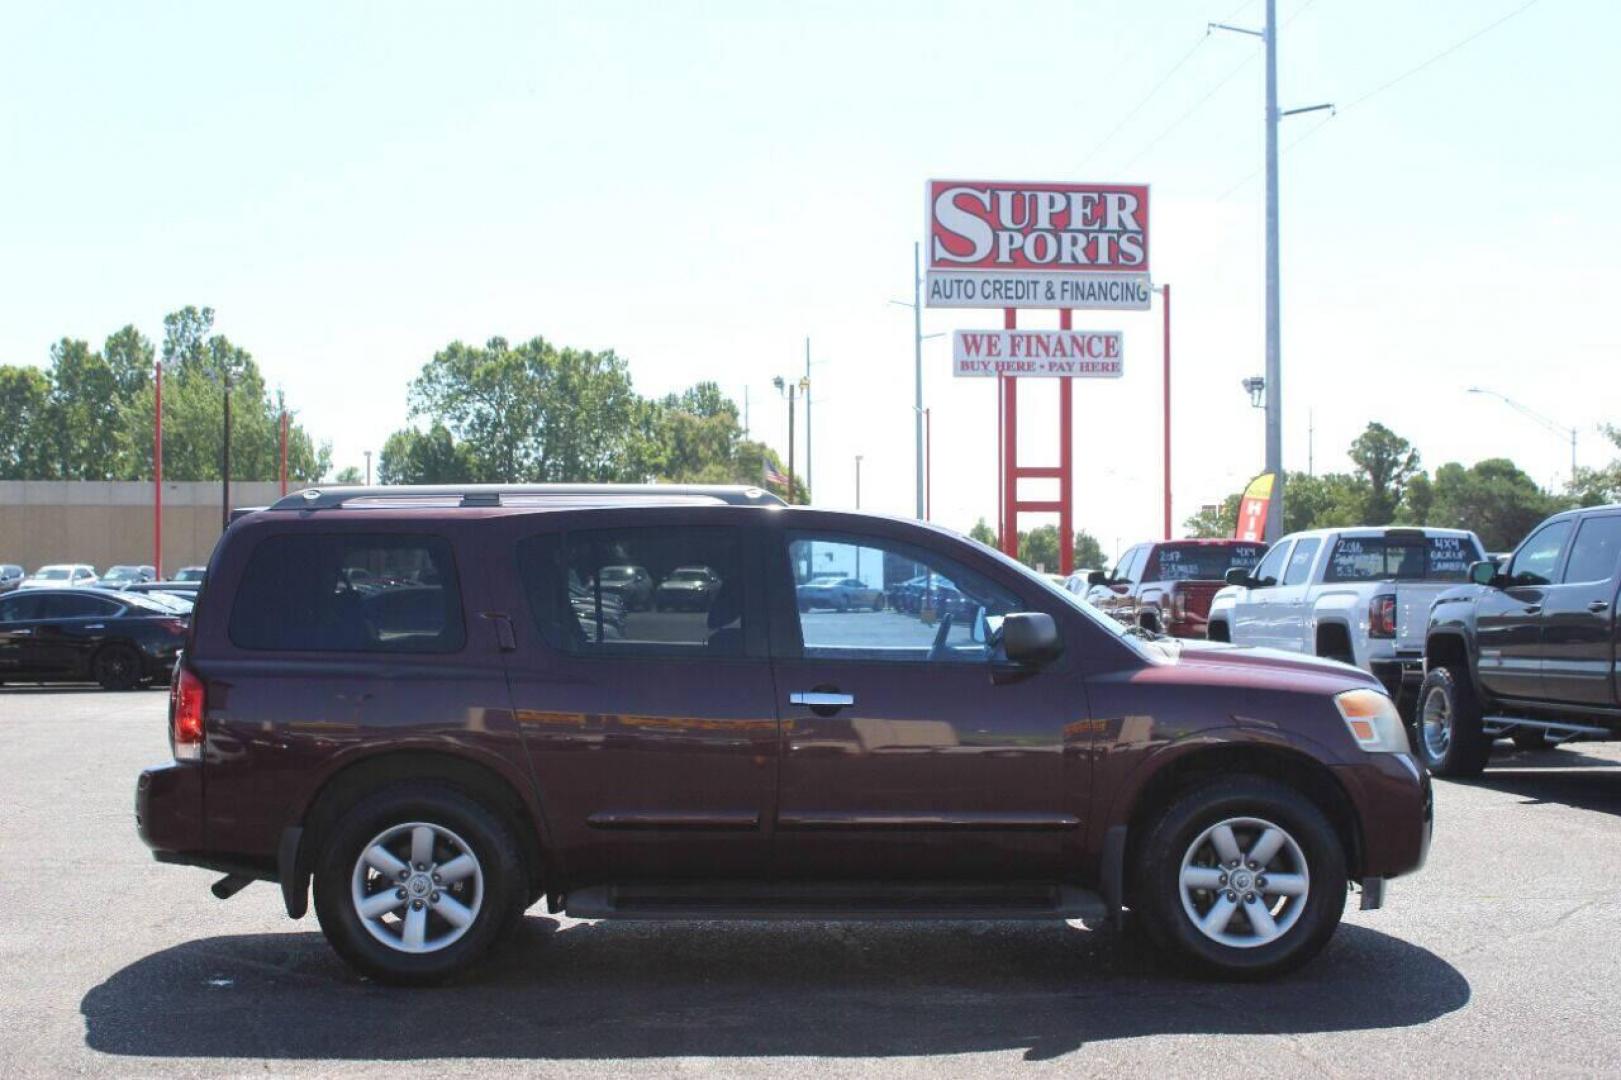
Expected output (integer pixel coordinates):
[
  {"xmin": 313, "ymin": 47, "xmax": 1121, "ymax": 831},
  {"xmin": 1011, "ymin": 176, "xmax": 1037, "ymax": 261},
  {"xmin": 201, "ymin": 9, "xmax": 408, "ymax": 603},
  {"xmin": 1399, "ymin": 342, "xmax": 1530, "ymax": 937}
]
[{"xmin": 762, "ymin": 459, "xmax": 789, "ymax": 490}]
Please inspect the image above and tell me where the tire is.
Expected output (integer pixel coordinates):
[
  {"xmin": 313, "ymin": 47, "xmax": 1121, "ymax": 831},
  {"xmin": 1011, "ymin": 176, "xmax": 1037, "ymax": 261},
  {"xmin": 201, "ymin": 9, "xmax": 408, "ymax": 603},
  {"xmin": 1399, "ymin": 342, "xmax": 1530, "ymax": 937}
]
[
  {"xmin": 92, "ymin": 644, "xmax": 142, "ymax": 691},
  {"xmin": 1415, "ymin": 664, "xmax": 1490, "ymax": 777},
  {"xmin": 313, "ymin": 783, "xmax": 524, "ymax": 986},
  {"xmin": 872, "ymin": 596, "xmax": 884, "ymax": 612},
  {"xmin": 1511, "ymin": 728, "xmax": 1550, "ymax": 751},
  {"xmin": 1207, "ymin": 621, "xmax": 1230, "ymax": 643},
  {"xmin": 1134, "ymin": 776, "xmax": 1346, "ymax": 980}
]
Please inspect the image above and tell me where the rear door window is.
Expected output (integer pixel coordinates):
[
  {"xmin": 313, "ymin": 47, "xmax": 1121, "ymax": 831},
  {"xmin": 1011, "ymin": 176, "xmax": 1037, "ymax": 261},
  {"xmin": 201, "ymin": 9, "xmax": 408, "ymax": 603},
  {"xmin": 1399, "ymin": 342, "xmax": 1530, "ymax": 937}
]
[
  {"xmin": 516, "ymin": 526, "xmax": 747, "ymax": 657},
  {"xmin": 37, "ymin": 594, "xmax": 121, "ymax": 619},
  {"xmin": 228, "ymin": 533, "xmax": 465, "ymax": 652},
  {"xmin": 1561, "ymin": 515, "xmax": 1621, "ymax": 585}
]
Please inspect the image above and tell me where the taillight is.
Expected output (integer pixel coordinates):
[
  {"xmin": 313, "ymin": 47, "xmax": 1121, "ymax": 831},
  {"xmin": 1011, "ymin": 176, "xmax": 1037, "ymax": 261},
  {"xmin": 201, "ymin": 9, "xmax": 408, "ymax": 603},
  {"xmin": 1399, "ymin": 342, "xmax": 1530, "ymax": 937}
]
[
  {"xmin": 170, "ymin": 665, "xmax": 205, "ymax": 761},
  {"xmin": 1369, "ymin": 593, "xmax": 1397, "ymax": 639},
  {"xmin": 1169, "ymin": 587, "xmax": 1187, "ymax": 619},
  {"xmin": 158, "ymin": 618, "xmax": 188, "ymax": 636}
]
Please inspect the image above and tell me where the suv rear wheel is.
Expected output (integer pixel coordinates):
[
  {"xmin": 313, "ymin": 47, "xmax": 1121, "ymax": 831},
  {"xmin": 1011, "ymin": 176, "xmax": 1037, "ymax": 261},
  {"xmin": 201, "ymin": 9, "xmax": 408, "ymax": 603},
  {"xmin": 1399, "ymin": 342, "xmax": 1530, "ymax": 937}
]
[
  {"xmin": 1135, "ymin": 776, "xmax": 1345, "ymax": 979},
  {"xmin": 313, "ymin": 783, "xmax": 523, "ymax": 985},
  {"xmin": 1415, "ymin": 664, "xmax": 1490, "ymax": 777}
]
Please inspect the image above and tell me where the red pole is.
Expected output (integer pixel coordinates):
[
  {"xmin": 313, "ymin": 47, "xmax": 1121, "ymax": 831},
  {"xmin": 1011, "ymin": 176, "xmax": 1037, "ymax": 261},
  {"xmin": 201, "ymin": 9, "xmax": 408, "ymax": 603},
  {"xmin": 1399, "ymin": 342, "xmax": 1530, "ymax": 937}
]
[
  {"xmin": 1059, "ymin": 309, "xmax": 1075, "ymax": 576},
  {"xmin": 279, "ymin": 410, "xmax": 289, "ymax": 496},
  {"xmin": 1000, "ymin": 308, "xmax": 1018, "ymax": 558},
  {"xmin": 1162, "ymin": 284, "xmax": 1172, "ymax": 539},
  {"xmin": 924, "ymin": 407, "xmax": 932, "ymax": 521},
  {"xmin": 153, "ymin": 360, "xmax": 163, "ymax": 578}
]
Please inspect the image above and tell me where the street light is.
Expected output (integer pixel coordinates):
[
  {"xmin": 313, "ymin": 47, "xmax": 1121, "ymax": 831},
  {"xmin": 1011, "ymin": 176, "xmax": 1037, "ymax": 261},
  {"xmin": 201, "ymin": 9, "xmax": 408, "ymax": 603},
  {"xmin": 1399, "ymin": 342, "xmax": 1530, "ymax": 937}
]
[
  {"xmin": 887, "ymin": 242, "xmax": 947, "ymax": 520},
  {"xmin": 1242, "ymin": 376, "xmax": 1266, "ymax": 409},
  {"xmin": 773, "ymin": 375, "xmax": 808, "ymax": 504},
  {"xmin": 1467, "ymin": 386, "xmax": 1578, "ymax": 479}
]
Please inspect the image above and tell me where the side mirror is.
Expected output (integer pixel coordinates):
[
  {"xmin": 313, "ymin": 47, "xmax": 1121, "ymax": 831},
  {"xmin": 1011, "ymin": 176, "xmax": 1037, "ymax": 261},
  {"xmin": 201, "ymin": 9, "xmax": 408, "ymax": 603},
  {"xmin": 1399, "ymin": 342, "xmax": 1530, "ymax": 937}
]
[
  {"xmin": 1224, "ymin": 567, "xmax": 1253, "ymax": 587},
  {"xmin": 1086, "ymin": 570, "xmax": 1108, "ymax": 586},
  {"xmin": 1003, "ymin": 612, "xmax": 1062, "ymax": 666},
  {"xmin": 1468, "ymin": 560, "xmax": 1499, "ymax": 587}
]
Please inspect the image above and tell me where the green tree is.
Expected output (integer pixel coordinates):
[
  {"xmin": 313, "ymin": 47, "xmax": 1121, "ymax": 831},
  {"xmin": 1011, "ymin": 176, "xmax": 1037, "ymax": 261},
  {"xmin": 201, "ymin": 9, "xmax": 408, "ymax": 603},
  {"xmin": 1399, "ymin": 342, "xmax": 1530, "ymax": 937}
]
[
  {"xmin": 333, "ymin": 465, "xmax": 364, "ymax": 484},
  {"xmin": 968, "ymin": 518, "xmax": 998, "ymax": 547},
  {"xmin": 1399, "ymin": 471, "xmax": 1435, "ymax": 524},
  {"xmin": 408, "ymin": 336, "xmax": 644, "ymax": 483},
  {"xmin": 1018, "ymin": 524, "xmax": 1061, "ymax": 572},
  {"xmin": 1347, "ymin": 422, "xmax": 1422, "ymax": 524},
  {"xmin": 1284, "ymin": 471, "xmax": 1369, "ymax": 532},
  {"xmin": 0, "ymin": 365, "xmax": 55, "ymax": 479},
  {"xmin": 1073, "ymin": 529, "xmax": 1109, "ymax": 573},
  {"xmin": 1427, "ymin": 458, "xmax": 1566, "ymax": 550},
  {"xmin": 1184, "ymin": 493, "xmax": 1241, "ymax": 538},
  {"xmin": 1567, "ymin": 424, "xmax": 1621, "ymax": 507},
  {"xmin": 378, "ymin": 423, "xmax": 478, "ymax": 485}
]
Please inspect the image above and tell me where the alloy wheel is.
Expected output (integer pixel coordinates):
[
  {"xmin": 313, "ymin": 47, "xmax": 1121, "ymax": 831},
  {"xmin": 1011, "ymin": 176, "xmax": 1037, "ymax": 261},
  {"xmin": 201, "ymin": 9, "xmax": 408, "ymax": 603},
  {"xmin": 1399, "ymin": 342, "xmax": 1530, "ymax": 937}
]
[
  {"xmin": 1178, "ymin": 816, "xmax": 1310, "ymax": 949},
  {"xmin": 350, "ymin": 821, "xmax": 484, "ymax": 954},
  {"xmin": 1421, "ymin": 685, "xmax": 1452, "ymax": 760}
]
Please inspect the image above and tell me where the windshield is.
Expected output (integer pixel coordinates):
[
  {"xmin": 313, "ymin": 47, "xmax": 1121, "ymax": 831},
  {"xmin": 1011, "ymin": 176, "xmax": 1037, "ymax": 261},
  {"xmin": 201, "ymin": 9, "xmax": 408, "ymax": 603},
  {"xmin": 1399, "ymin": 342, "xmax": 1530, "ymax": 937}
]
[
  {"xmin": 174, "ymin": 568, "xmax": 206, "ymax": 582},
  {"xmin": 599, "ymin": 567, "xmax": 634, "ymax": 581},
  {"xmin": 1324, "ymin": 534, "xmax": 1482, "ymax": 582},
  {"xmin": 35, "ymin": 567, "xmax": 72, "ymax": 580},
  {"xmin": 671, "ymin": 570, "xmax": 708, "ymax": 581},
  {"xmin": 103, "ymin": 567, "xmax": 137, "ymax": 581},
  {"xmin": 1146, "ymin": 543, "xmax": 1267, "ymax": 581}
]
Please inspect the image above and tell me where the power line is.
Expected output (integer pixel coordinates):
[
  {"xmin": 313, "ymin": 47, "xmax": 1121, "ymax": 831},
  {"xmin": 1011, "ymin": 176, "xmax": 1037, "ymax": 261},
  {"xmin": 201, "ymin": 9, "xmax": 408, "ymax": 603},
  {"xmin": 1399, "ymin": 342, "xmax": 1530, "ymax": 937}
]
[
  {"xmin": 1341, "ymin": 0, "xmax": 1544, "ymax": 111},
  {"xmin": 1117, "ymin": 52, "xmax": 1259, "ymax": 174},
  {"xmin": 1210, "ymin": 0, "xmax": 1546, "ymax": 200},
  {"xmin": 1076, "ymin": 34, "xmax": 1211, "ymax": 171}
]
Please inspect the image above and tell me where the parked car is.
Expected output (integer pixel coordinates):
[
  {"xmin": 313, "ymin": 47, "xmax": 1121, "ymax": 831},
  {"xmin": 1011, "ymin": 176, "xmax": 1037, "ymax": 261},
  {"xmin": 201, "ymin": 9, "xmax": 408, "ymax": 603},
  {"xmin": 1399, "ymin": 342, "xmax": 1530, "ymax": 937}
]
[
  {"xmin": 137, "ymin": 483, "xmax": 1430, "ymax": 985},
  {"xmin": 1420, "ymin": 504, "xmax": 1621, "ymax": 776},
  {"xmin": 171, "ymin": 566, "xmax": 208, "ymax": 583},
  {"xmin": 1085, "ymin": 540, "xmax": 1268, "ymax": 638},
  {"xmin": 0, "ymin": 565, "xmax": 23, "ymax": 593},
  {"xmin": 595, "ymin": 564, "xmax": 654, "ymax": 610},
  {"xmin": 1208, "ymin": 527, "xmax": 1485, "ymax": 707},
  {"xmin": 123, "ymin": 580, "xmax": 201, "ymax": 601},
  {"xmin": 0, "ymin": 588, "xmax": 187, "ymax": 689},
  {"xmin": 19, "ymin": 564, "xmax": 97, "ymax": 589},
  {"xmin": 653, "ymin": 565, "xmax": 722, "ymax": 611},
  {"xmin": 102, "ymin": 564, "xmax": 158, "ymax": 588},
  {"xmin": 797, "ymin": 576, "xmax": 885, "ymax": 612},
  {"xmin": 1060, "ymin": 568, "xmax": 1101, "ymax": 596}
]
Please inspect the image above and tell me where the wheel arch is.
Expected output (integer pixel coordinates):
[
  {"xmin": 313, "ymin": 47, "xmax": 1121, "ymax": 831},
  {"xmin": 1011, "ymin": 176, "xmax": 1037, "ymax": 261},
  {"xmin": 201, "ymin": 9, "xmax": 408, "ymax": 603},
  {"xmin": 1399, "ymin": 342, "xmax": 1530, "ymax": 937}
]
[
  {"xmin": 290, "ymin": 748, "xmax": 551, "ymax": 917},
  {"xmin": 1314, "ymin": 619, "xmax": 1355, "ymax": 660},
  {"xmin": 1117, "ymin": 741, "xmax": 1364, "ymax": 907}
]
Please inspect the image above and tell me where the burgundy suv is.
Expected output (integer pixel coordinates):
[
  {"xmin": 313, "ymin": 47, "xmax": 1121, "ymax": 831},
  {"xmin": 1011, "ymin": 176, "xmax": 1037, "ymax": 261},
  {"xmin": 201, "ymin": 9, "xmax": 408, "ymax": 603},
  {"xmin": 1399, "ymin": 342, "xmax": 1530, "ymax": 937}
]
[
  {"xmin": 137, "ymin": 485, "xmax": 1430, "ymax": 984},
  {"xmin": 1086, "ymin": 539, "xmax": 1268, "ymax": 639}
]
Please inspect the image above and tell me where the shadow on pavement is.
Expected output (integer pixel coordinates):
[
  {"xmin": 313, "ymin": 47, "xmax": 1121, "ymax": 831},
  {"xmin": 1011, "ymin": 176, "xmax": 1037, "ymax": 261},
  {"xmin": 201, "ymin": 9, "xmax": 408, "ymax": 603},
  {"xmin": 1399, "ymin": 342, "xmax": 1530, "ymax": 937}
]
[
  {"xmin": 1461, "ymin": 744, "xmax": 1621, "ymax": 817},
  {"xmin": 82, "ymin": 918, "xmax": 1469, "ymax": 1062}
]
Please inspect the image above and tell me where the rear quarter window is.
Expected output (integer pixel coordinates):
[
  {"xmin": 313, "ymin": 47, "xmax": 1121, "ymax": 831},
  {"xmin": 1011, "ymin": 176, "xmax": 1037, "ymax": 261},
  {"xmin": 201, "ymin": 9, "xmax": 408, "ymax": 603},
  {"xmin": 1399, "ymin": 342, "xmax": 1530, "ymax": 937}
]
[{"xmin": 227, "ymin": 533, "xmax": 465, "ymax": 653}]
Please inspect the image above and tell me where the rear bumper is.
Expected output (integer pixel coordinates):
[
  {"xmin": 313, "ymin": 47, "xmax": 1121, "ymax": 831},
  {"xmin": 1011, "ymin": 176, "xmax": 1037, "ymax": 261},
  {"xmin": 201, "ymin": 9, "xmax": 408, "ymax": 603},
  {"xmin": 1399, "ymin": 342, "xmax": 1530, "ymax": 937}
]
[
  {"xmin": 1333, "ymin": 754, "xmax": 1433, "ymax": 880},
  {"xmin": 136, "ymin": 760, "xmax": 204, "ymax": 854}
]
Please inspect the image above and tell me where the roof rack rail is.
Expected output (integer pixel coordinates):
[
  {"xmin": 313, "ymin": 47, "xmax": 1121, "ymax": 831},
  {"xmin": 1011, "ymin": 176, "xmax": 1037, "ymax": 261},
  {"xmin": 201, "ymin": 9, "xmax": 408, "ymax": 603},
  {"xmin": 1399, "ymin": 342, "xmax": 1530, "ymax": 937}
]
[{"xmin": 267, "ymin": 483, "xmax": 786, "ymax": 512}]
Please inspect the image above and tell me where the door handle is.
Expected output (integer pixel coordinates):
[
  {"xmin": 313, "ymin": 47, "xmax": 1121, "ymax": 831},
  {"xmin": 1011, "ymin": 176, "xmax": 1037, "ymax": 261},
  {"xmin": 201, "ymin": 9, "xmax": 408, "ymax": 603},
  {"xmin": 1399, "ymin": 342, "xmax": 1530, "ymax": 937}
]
[
  {"xmin": 480, "ymin": 612, "xmax": 517, "ymax": 652},
  {"xmin": 12, "ymin": 628, "xmax": 32, "ymax": 636},
  {"xmin": 789, "ymin": 691, "xmax": 855, "ymax": 708},
  {"xmin": 85, "ymin": 624, "xmax": 105, "ymax": 630},
  {"xmin": 1591, "ymin": 600, "xmax": 1612, "ymax": 613},
  {"xmin": 1522, "ymin": 605, "xmax": 1542, "ymax": 615}
]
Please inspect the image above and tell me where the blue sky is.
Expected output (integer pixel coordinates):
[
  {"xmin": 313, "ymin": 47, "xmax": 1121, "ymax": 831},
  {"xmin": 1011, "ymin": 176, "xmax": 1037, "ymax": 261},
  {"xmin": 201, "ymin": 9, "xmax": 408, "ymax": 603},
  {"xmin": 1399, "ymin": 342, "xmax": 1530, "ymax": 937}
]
[{"xmin": 3, "ymin": 0, "xmax": 1616, "ymax": 555}]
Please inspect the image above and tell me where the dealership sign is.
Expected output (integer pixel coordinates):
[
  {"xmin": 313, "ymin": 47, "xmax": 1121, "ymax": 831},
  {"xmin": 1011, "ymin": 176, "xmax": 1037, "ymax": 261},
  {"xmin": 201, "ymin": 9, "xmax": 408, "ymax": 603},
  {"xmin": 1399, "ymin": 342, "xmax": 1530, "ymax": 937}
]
[
  {"xmin": 926, "ymin": 180, "xmax": 1150, "ymax": 309},
  {"xmin": 952, "ymin": 329, "xmax": 1123, "ymax": 377}
]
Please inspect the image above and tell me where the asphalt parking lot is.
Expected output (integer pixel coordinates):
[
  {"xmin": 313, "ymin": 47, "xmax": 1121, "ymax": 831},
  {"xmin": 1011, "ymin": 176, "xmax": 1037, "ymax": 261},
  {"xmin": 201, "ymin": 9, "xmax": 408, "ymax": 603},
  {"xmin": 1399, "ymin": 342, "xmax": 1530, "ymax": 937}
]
[{"xmin": 3, "ymin": 688, "xmax": 1619, "ymax": 1078}]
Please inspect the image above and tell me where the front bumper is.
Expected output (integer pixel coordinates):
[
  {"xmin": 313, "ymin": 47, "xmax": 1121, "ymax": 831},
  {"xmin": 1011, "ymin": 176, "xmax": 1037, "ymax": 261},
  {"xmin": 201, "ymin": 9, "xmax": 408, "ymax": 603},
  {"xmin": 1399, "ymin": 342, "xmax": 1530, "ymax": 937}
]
[{"xmin": 1333, "ymin": 753, "xmax": 1433, "ymax": 880}]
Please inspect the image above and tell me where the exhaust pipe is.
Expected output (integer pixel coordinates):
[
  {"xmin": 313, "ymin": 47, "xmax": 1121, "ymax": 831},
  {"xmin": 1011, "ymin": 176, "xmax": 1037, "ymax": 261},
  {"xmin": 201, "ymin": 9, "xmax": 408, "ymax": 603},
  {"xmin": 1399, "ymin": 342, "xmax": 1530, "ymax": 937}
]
[{"xmin": 211, "ymin": 874, "xmax": 254, "ymax": 900}]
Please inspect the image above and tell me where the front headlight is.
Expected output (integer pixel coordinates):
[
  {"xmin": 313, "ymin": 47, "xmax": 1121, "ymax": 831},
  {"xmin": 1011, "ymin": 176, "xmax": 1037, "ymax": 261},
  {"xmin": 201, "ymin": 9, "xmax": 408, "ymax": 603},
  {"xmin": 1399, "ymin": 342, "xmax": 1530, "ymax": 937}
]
[{"xmin": 1334, "ymin": 689, "xmax": 1411, "ymax": 754}]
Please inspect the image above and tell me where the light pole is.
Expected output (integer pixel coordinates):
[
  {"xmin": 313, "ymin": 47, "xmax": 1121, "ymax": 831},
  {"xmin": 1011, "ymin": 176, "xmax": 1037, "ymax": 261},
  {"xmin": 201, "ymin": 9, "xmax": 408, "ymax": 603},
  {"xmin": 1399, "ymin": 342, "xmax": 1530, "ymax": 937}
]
[
  {"xmin": 773, "ymin": 375, "xmax": 807, "ymax": 504},
  {"xmin": 854, "ymin": 454, "xmax": 863, "ymax": 509},
  {"xmin": 1467, "ymin": 387, "xmax": 1578, "ymax": 480},
  {"xmin": 364, "ymin": 450, "xmax": 373, "ymax": 486},
  {"xmin": 888, "ymin": 244, "xmax": 927, "ymax": 519},
  {"xmin": 1212, "ymin": 3, "xmax": 1332, "ymax": 542}
]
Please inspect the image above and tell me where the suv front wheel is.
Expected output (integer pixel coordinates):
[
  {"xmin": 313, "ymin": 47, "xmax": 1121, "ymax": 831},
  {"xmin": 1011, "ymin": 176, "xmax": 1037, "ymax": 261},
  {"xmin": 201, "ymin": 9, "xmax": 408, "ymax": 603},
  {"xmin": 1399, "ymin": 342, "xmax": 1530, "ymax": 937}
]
[
  {"xmin": 313, "ymin": 783, "xmax": 524, "ymax": 985},
  {"xmin": 1135, "ymin": 777, "xmax": 1346, "ymax": 979}
]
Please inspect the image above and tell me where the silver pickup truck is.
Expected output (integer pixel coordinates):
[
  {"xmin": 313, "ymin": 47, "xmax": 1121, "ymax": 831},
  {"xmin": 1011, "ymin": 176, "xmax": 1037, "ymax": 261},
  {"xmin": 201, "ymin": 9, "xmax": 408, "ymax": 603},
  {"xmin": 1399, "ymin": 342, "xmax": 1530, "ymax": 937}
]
[{"xmin": 1207, "ymin": 526, "xmax": 1487, "ymax": 706}]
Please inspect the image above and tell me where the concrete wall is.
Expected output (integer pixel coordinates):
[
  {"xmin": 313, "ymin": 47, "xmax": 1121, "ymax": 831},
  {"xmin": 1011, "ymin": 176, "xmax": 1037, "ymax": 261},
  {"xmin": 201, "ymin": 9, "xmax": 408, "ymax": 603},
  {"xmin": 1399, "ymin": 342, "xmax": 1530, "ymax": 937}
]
[{"xmin": 0, "ymin": 481, "xmax": 285, "ymax": 576}]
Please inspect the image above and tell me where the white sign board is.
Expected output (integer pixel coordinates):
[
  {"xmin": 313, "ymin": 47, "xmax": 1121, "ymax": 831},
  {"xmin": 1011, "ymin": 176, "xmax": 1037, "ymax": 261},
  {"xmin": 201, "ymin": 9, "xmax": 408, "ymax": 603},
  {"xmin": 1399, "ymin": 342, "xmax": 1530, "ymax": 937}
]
[{"xmin": 952, "ymin": 330, "xmax": 1123, "ymax": 378}]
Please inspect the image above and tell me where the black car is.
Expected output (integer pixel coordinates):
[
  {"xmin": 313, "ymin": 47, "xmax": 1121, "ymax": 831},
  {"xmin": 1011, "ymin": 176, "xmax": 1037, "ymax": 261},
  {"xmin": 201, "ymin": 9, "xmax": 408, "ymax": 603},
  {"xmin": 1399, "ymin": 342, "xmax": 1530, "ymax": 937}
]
[
  {"xmin": 0, "ymin": 588, "xmax": 188, "ymax": 690},
  {"xmin": 653, "ymin": 565, "xmax": 722, "ymax": 611},
  {"xmin": 1422, "ymin": 503, "xmax": 1621, "ymax": 775}
]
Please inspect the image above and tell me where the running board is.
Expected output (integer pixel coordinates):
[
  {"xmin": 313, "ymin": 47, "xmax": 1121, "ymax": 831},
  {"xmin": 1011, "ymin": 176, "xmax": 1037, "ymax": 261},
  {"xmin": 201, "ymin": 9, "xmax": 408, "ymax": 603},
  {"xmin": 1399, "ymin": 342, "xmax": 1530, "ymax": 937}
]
[
  {"xmin": 1482, "ymin": 716, "xmax": 1613, "ymax": 743},
  {"xmin": 563, "ymin": 881, "xmax": 1108, "ymax": 923}
]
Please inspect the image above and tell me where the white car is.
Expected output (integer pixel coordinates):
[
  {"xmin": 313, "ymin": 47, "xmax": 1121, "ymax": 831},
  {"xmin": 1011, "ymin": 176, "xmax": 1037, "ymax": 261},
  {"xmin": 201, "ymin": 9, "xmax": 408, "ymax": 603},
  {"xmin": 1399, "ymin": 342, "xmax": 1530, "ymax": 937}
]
[
  {"xmin": 19, "ymin": 563, "xmax": 98, "ymax": 589},
  {"xmin": 1207, "ymin": 527, "xmax": 1485, "ymax": 706}
]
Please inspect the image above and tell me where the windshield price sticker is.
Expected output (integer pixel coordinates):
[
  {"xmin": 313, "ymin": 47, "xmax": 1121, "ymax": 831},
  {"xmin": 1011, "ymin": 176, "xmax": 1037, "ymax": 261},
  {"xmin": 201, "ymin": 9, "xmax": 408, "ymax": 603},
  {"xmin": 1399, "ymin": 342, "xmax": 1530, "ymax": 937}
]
[
  {"xmin": 926, "ymin": 180, "xmax": 1152, "ymax": 310},
  {"xmin": 952, "ymin": 330, "xmax": 1124, "ymax": 377}
]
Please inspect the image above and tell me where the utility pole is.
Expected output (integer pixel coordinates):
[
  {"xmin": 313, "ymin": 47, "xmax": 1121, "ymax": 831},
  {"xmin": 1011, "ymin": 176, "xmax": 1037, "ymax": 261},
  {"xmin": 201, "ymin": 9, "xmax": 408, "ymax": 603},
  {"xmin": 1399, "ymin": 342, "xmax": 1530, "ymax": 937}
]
[
  {"xmin": 221, "ymin": 365, "xmax": 232, "ymax": 530},
  {"xmin": 913, "ymin": 242, "xmax": 924, "ymax": 519},
  {"xmin": 1212, "ymin": 2, "xmax": 1332, "ymax": 543},
  {"xmin": 743, "ymin": 386, "xmax": 750, "ymax": 439},
  {"xmin": 773, "ymin": 375, "xmax": 802, "ymax": 504},
  {"xmin": 804, "ymin": 337, "xmax": 812, "ymax": 503},
  {"xmin": 855, "ymin": 454, "xmax": 863, "ymax": 508},
  {"xmin": 364, "ymin": 450, "xmax": 373, "ymax": 486}
]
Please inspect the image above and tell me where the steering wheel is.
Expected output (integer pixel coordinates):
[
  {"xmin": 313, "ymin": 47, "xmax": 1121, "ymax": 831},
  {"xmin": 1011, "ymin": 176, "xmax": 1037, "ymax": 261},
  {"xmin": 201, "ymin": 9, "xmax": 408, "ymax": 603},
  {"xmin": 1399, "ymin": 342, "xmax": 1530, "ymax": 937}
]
[{"xmin": 927, "ymin": 612, "xmax": 956, "ymax": 661}]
